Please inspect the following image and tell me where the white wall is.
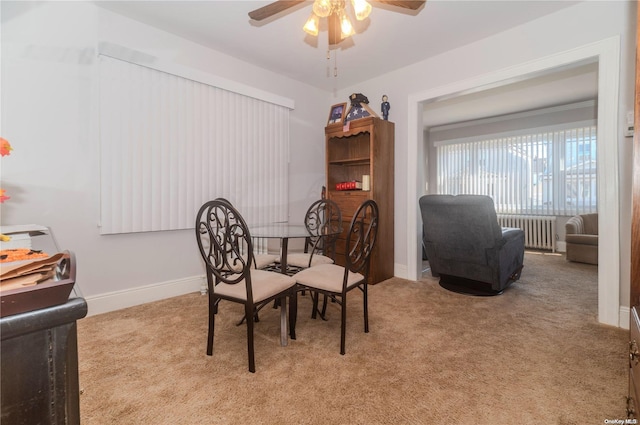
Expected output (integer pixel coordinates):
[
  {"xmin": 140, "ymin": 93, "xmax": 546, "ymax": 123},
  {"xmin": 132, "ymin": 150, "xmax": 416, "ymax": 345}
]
[
  {"xmin": 335, "ymin": 1, "xmax": 635, "ymax": 306},
  {"xmin": 1, "ymin": 2, "xmax": 327, "ymax": 314}
]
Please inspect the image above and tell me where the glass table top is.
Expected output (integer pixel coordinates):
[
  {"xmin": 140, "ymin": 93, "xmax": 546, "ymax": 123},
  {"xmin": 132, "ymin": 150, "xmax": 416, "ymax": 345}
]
[{"xmin": 250, "ymin": 223, "xmax": 342, "ymax": 239}]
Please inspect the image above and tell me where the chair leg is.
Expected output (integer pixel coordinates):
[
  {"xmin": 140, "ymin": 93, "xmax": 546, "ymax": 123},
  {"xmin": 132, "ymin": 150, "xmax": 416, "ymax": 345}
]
[
  {"xmin": 340, "ymin": 294, "xmax": 347, "ymax": 355},
  {"xmin": 363, "ymin": 283, "xmax": 369, "ymax": 333},
  {"xmin": 207, "ymin": 296, "xmax": 216, "ymax": 356},
  {"xmin": 289, "ymin": 289, "xmax": 298, "ymax": 340},
  {"xmin": 321, "ymin": 294, "xmax": 328, "ymax": 318},
  {"xmin": 309, "ymin": 291, "xmax": 329, "ymax": 321},
  {"xmin": 279, "ymin": 295, "xmax": 288, "ymax": 347},
  {"xmin": 311, "ymin": 291, "xmax": 319, "ymax": 319},
  {"xmin": 245, "ymin": 303, "xmax": 256, "ymax": 373}
]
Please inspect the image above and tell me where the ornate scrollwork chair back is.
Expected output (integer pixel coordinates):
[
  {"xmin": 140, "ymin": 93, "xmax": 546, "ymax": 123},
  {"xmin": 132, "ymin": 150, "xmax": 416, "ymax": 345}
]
[
  {"xmin": 196, "ymin": 200, "xmax": 252, "ymax": 282},
  {"xmin": 284, "ymin": 199, "xmax": 342, "ymax": 273},
  {"xmin": 345, "ymin": 199, "xmax": 379, "ymax": 276},
  {"xmin": 195, "ymin": 199, "xmax": 297, "ymax": 373},
  {"xmin": 305, "ymin": 198, "xmax": 342, "ymax": 263},
  {"xmin": 210, "ymin": 197, "xmax": 278, "ymax": 272}
]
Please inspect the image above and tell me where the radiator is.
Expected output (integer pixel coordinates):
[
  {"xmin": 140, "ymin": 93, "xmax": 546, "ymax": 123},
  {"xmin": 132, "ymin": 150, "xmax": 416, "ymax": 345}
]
[{"xmin": 497, "ymin": 215, "xmax": 556, "ymax": 252}]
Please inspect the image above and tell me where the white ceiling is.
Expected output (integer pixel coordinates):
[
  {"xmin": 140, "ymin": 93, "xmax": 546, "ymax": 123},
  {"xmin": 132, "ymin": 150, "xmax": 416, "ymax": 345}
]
[{"xmin": 94, "ymin": 0, "xmax": 596, "ymax": 126}]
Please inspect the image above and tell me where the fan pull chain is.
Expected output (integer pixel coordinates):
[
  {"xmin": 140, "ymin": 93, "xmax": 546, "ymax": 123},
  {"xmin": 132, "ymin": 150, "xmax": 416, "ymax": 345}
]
[
  {"xmin": 326, "ymin": 50, "xmax": 331, "ymax": 78},
  {"xmin": 326, "ymin": 50, "xmax": 338, "ymax": 78}
]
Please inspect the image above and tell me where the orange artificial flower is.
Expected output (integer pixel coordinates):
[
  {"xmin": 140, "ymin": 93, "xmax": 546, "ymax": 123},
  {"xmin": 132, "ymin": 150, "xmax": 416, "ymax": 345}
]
[
  {"xmin": 0, "ymin": 189, "xmax": 9, "ymax": 203},
  {"xmin": 0, "ymin": 138, "xmax": 12, "ymax": 157},
  {"xmin": 1, "ymin": 138, "xmax": 12, "ymax": 205}
]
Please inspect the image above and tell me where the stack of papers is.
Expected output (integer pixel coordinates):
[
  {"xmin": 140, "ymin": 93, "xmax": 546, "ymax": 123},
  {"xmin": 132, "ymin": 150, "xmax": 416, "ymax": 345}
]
[{"xmin": 0, "ymin": 252, "xmax": 64, "ymax": 292}]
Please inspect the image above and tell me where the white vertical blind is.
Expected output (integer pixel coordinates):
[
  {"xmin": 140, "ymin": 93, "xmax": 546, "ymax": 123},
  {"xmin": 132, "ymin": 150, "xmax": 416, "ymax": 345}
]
[
  {"xmin": 435, "ymin": 124, "xmax": 597, "ymax": 216},
  {"xmin": 99, "ymin": 55, "xmax": 290, "ymax": 234}
]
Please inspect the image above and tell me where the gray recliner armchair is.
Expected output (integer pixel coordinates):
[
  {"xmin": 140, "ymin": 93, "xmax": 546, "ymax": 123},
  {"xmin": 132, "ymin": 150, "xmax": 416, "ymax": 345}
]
[{"xmin": 419, "ymin": 194, "xmax": 525, "ymax": 295}]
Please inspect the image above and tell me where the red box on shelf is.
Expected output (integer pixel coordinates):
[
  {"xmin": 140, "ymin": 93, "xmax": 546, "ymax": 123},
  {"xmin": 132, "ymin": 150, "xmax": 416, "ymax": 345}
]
[{"xmin": 335, "ymin": 181, "xmax": 362, "ymax": 191}]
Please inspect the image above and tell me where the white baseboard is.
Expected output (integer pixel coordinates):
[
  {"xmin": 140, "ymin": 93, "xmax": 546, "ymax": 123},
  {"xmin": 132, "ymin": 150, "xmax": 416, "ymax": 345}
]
[
  {"xmin": 620, "ymin": 306, "xmax": 631, "ymax": 330},
  {"xmin": 84, "ymin": 270, "xmax": 627, "ymax": 332},
  {"xmin": 84, "ymin": 275, "xmax": 206, "ymax": 317}
]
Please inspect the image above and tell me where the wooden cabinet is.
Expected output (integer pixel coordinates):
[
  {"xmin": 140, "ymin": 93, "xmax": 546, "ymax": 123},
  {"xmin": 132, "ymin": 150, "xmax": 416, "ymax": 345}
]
[
  {"xmin": 1, "ymin": 298, "xmax": 86, "ymax": 425},
  {"xmin": 325, "ymin": 117, "xmax": 394, "ymax": 284},
  {"xmin": 0, "ymin": 229, "xmax": 86, "ymax": 425}
]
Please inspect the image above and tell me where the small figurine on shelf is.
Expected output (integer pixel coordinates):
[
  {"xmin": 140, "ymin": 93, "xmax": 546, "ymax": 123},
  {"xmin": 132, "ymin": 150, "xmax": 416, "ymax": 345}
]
[{"xmin": 381, "ymin": 95, "xmax": 390, "ymax": 120}]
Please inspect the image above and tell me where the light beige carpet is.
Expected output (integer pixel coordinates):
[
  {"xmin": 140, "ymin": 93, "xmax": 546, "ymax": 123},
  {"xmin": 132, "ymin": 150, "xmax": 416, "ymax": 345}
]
[{"xmin": 77, "ymin": 252, "xmax": 628, "ymax": 424}]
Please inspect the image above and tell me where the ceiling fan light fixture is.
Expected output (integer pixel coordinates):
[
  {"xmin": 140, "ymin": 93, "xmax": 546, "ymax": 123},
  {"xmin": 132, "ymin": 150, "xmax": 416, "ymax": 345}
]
[
  {"xmin": 339, "ymin": 11, "xmax": 355, "ymax": 39},
  {"xmin": 351, "ymin": 0, "xmax": 372, "ymax": 21},
  {"xmin": 312, "ymin": 0, "xmax": 332, "ymax": 18},
  {"xmin": 303, "ymin": 13, "xmax": 320, "ymax": 36}
]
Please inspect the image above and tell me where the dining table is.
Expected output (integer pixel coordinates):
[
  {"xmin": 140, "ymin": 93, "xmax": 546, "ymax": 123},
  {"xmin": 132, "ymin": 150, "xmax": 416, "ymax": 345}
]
[
  {"xmin": 250, "ymin": 222, "xmax": 343, "ymax": 330},
  {"xmin": 250, "ymin": 222, "xmax": 342, "ymax": 275}
]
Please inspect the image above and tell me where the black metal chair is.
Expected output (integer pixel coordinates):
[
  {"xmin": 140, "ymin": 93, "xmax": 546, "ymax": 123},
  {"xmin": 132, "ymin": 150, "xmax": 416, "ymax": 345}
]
[
  {"xmin": 293, "ymin": 200, "xmax": 378, "ymax": 355},
  {"xmin": 277, "ymin": 199, "xmax": 342, "ymax": 316},
  {"xmin": 281, "ymin": 198, "xmax": 342, "ymax": 273},
  {"xmin": 195, "ymin": 199, "xmax": 297, "ymax": 372},
  {"xmin": 215, "ymin": 198, "xmax": 279, "ymax": 271}
]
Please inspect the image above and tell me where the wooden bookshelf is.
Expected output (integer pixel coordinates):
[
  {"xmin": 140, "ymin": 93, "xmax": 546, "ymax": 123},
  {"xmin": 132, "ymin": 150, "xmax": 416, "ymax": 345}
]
[{"xmin": 325, "ymin": 117, "xmax": 394, "ymax": 284}]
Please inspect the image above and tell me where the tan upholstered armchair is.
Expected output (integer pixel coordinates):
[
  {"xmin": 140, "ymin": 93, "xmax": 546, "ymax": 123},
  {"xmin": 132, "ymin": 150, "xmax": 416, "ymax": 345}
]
[{"xmin": 565, "ymin": 213, "xmax": 598, "ymax": 265}]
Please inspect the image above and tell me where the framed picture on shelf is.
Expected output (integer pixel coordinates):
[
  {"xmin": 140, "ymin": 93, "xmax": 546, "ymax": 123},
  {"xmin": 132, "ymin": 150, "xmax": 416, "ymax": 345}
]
[{"xmin": 327, "ymin": 103, "xmax": 347, "ymax": 126}]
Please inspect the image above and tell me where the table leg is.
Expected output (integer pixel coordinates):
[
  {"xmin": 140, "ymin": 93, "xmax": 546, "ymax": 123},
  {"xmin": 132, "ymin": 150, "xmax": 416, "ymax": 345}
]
[{"xmin": 280, "ymin": 238, "xmax": 289, "ymax": 274}]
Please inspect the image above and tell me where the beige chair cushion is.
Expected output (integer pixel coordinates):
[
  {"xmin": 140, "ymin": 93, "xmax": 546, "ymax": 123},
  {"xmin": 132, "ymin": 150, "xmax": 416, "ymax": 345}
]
[
  {"xmin": 214, "ymin": 269, "xmax": 295, "ymax": 302},
  {"xmin": 253, "ymin": 254, "xmax": 279, "ymax": 269},
  {"xmin": 293, "ymin": 264, "xmax": 364, "ymax": 293},
  {"xmin": 224, "ymin": 253, "xmax": 278, "ymax": 272},
  {"xmin": 285, "ymin": 253, "xmax": 334, "ymax": 268}
]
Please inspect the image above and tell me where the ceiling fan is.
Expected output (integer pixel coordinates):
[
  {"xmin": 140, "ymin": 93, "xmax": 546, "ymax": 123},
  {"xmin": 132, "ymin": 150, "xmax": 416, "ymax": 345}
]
[{"xmin": 248, "ymin": 0, "xmax": 426, "ymax": 46}]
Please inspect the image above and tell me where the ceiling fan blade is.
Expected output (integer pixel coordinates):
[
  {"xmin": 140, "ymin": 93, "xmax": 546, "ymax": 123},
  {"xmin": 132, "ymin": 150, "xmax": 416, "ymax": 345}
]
[
  {"xmin": 374, "ymin": 0, "xmax": 426, "ymax": 10},
  {"xmin": 248, "ymin": 1, "xmax": 307, "ymax": 21}
]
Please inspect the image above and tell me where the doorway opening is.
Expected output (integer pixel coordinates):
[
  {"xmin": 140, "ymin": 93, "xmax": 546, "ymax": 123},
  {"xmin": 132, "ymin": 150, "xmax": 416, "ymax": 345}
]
[{"xmin": 406, "ymin": 37, "xmax": 621, "ymax": 327}]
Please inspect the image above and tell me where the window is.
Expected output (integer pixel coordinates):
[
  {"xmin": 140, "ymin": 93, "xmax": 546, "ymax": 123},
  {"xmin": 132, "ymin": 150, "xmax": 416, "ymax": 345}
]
[
  {"xmin": 98, "ymin": 54, "xmax": 292, "ymax": 235},
  {"xmin": 435, "ymin": 124, "xmax": 597, "ymax": 216}
]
